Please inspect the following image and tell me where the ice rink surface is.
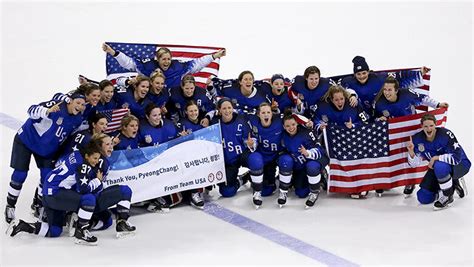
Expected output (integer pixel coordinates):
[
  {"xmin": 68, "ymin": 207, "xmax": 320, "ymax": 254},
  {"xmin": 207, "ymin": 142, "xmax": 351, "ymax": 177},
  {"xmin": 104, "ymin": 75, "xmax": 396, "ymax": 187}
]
[{"xmin": 1, "ymin": 1, "xmax": 472, "ymax": 266}]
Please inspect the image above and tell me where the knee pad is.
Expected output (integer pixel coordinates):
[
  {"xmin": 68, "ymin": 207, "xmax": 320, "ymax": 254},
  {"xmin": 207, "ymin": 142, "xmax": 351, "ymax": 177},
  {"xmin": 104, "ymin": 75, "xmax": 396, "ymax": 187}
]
[
  {"xmin": 219, "ymin": 184, "xmax": 238, "ymax": 198},
  {"xmin": 80, "ymin": 193, "xmax": 96, "ymax": 208},
  {"xmin": 39, "ymin": 168, "xmax": 52, "ymax": 184},
  {"xmin": 120, "ymin": 185, "xmax": 132, "ymax": 200},
  {"xmin": 417, "ymin": 188, "xmax": 436, "ymax": 204},
  {"xmin": 295, "ymin": 187, "xmax": 310, "ymax": 198},
  {"xmin": 48, "ymin": 225, "xmax": 63, "ymax": 238},
  {"xmin": 11, "ymin": 170, "xmax": 28, "ymax": 184},
  {"xmin": 433, "ymin": 161, "xmax": 451, "ymax": 180},
  {"xmin": 247, "ymin": 152, "xmax": 264, "ymax": 172},
  {"xmin": 261, "ymin": 184, "xmax": 276, "ymax": 197},
  {"xmin": 278, "ymin": 155, "xmax": 294, "ymax": 173},
  {"xmin": 305, "ymin": 161, "xmax": 321, "ymax": 177}
]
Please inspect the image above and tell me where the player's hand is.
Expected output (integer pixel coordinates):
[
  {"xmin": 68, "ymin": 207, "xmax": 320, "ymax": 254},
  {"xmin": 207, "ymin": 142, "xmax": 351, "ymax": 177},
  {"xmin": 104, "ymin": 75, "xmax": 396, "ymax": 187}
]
[
  {"xmin": 345, "ymin": 117, "xmax": 353, "ymax": 129},
  {"xmin": 271, "ymin": 98, "xmax": 279, "ymax": 110},
  {"xmin": 305, "ymin": 120, "xmax": 314, "ymax": 129},
  {"xmin": 298, "ymin": 145, "xmax": 309, "ymax": 157},
  {"xmin": 438, "ymin": 102, "xmax": 449, "ymax": 108},
  {"xmin": 46, "ymin": 101, "xmax": 62, "ymax": 115},
  {"xmin": 97, "ymin": 170, "xmax": 103, "ymax": 181},
  {"xmin": 112, "ymin": 133, "xmax": 121, "ymax": 146},
  {"xmin": 246, "ymin": 133, "xmax": 255, "ymax": 149},
  {"xmin": 378, "ymin": 116, "xmax": 387, "ymax": 121},
  {"xmin": 421, "ymin": 66, "xmax": 430, "ymax": 75},
  {"xmin": 200, "ymin": 118, "xmax": 209, "ymax": 127},
  {"xmin": 406, "ymin": 136, "xmax": 414, "ymax": 152},
  {"xmin": 212, "ymin": 49, "xmax": 226, "ymax": 59},
  {"xmin": 102, "ymin": 43, "xmax": 116, "ymax": 55},
  {"xmin": 349, "ymin": 95, "xmax": 358, "ymax": 107}
]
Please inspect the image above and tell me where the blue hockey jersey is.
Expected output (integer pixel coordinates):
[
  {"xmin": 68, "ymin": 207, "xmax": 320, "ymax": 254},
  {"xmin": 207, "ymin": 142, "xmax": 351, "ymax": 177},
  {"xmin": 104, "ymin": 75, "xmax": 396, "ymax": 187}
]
[
  {"xmin": 248, "ymin": 114, "xmax": 284, "ymax": 164},
  {"xmin": 43, "ymin": 151, "xmax": 102, "ymax": 196},
  {"xmin": 410, "ymin": 128, "xmax": 470, "ymax": 167},
  {"xmin": 281, "ymin": 126, "xmax": 325, "ymax": 169},
  {"xmin": 211, "ymin": 113, "xmax": 253, "ymax": 164},
  {"xmin": 17, "ymin": 100, "xmax": 83, "ymax": 158},
  {"xmin": 138, "ymin": 118, "xmax": 178, "ymax": 147}
]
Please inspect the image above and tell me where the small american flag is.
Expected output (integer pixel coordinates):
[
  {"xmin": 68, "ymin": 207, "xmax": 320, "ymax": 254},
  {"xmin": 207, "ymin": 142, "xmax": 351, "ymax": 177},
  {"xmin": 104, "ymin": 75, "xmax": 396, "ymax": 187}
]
[
  {"xmin": 325, "ymin": 108, "xmax": 447, "ymax": 193},
  {"xmin": 105, "ymin": 42, "xmax": 224, "ymax": 88},
  {"xmin": 98, "ymin": 108, "xmax": 129, "ymax": 133}
]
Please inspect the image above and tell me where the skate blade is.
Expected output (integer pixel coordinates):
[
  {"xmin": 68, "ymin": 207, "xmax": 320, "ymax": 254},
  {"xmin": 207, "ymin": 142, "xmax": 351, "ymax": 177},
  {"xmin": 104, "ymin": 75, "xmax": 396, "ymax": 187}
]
[
  {"xmin": 116, "ymin": 231, "xmax": 136, "ymax": 239},
  {"xmin": 254, "ymin": 205, "xmax": 261, "ymax": 210},
  {"xmin": 404, "ymin": 193, "xmax": 412, "ymax": 199},
  {"xmin": 459, "ymin": 178, "xmax": 468, "ymax": 197},
  {"xmin": 191, "ymin": 203, "xmax": 204, "ymax": 210},
  {"xmin": 433, "ymin": 200, "xmax": 455, "ymax": 211},
  {"xmin": 5, "ymin": 219, "xmax": 18, "ymax": 236},
  {"xmin": 147, "ymin": 207, "xmax": 170, "ymax": 213},
  {"xmin": 74, "ymin": 238, "xmax": 98, "ymax": 246}
]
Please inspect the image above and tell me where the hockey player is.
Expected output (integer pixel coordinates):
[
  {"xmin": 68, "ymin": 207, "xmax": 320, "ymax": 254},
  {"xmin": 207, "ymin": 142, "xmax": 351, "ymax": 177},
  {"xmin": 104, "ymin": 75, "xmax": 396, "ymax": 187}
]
[
  {"xmin": 139, "ymin": 103, "xmax": 179, "ymax": 147},
  {"xmin": 210, "ymin": 98, "xmax": 264, "ymax": 201},
  {"xmin": 313, "ymin": 85, "xmax": 369, "ymax": 132},
  {"xmin": 5, "ymin": 93, "xmax": 85, "ymax": 223},
  {"xmin": 247, "ymin": 103, "xmax": 284, "ymax": 207},
  {"xmin": 114, "ymin": 75, "xmax": 152, "ymax": 120},
  {"xmin": 167, "ymin": 74, "xmax": 215, "ymax": 123},
  {"xmin": 290, "ymin": 66, "xmax": 348, "ymax": 119},
  {"xmin": 341, "ymin": 56, "xmax": 429, "ymax": 116},
  {"xmin": 28, "ymin": 113, "xmax": 109, "ymax": 218},
  {"xmin": 113, "ymin": 115, "xmax": 140, "ymax": 151},
  {"xmin": 277, "ymin": 112, "xmax": 328, "ymax": 209},
  {"xmin": 407, "ymin": 114, "xmax": 470, "ymax": 210},
  {"xmin": 148, "ymin": 71, "xmax": 170, "ymax": 116},
  {"xmin": 374, "ymin": 77, "xmax": 449, "ymax": 197},
  {"xmin": 374, "ymin": 77, "xmax": 449, "ymax": 119},
  {"xmin": 260, "ymin": 74, "xmax": 295, "ymax": 115},
  {"xmin": 69, "ymin": 133, "xmax": 136, "ymax": 238},
  {"xmin": 102, "ymin": 43, "xmax": 226, "ymax": 88},
  {"xmin": 209, "ymin": 71, "xmax": 270, "ymax": 116},
  {"xmin": 60, "ymin": 113, "xmax": 109, "ymax": 156},
  {"xmin": 96, "ymin": 79, "xmax": 118, "ymax": 112},
  {"xmin": 8, "ymin": 140, "xmax": 135, "ymax": 244},
  {"xmin": 176, "ymin": 100, "xmax": 206, "ymax": 134}
]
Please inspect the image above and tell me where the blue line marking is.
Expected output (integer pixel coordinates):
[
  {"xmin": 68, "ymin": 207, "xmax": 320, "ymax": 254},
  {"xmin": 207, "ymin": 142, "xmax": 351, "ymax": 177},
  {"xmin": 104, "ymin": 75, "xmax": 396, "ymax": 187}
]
[{"xmin": 204, "ymin": 202, "xmax": 359, "ymax": 267}]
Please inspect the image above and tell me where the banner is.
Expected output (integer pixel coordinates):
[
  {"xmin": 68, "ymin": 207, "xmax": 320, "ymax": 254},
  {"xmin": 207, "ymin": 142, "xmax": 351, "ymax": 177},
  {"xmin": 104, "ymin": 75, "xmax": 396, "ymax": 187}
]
[
  {"xmin": 103, "ymin": 123, "xmax": 226, "ymax": 203},
  {"xmin": 325, "ymin": 108, "xmax": 448, "ymax": 193}
]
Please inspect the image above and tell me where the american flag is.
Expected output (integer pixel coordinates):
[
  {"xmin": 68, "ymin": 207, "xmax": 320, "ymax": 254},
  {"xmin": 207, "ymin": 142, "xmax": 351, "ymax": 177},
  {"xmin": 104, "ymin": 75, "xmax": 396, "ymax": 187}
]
[
  {"xmin": 98, "ymin": 108, "xmax": 129, "ymax": 133},
  {"xmin": 325, "ymin": 108, "xmax": 447, "ymax": 193},
  {"xmin": 105, "ymin": 42, "xmax": 224, "ymax": 88}
]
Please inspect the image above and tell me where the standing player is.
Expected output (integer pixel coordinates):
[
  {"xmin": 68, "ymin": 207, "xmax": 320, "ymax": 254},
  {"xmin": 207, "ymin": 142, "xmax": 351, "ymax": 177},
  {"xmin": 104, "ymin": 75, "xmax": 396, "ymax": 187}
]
[
  {"xmin": 102, "ymin": 43, "xmax": 226, "ymax": 88},
  {"xmin": 5, "ymin": 93, "xmax": 85, "ymax": 223},
  {"xmin": 406, "ymin": 114, "xmax": 470, "ymax": 210}
]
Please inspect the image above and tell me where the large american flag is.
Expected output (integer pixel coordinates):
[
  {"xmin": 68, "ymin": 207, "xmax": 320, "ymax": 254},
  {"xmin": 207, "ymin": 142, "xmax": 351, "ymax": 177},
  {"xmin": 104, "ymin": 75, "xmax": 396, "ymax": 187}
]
[
  {"xmin": 98, "ymin": 108, "xmax": 129, "ymax": 133},
  {"xmin": 325, "ymin": 108, "xmax": 447, "ymax": 193},
  {"xmin": 105, "ymin": 42, "xmax": 224, "ymax": 88}
]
